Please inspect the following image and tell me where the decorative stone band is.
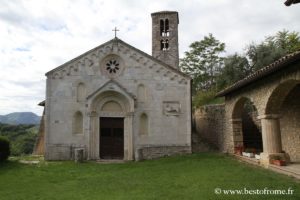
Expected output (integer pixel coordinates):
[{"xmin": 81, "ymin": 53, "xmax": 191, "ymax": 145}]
[
  {"xmin": 99, "ymin": 111, "xmax": 125, "ymax": 117},
  {"xmin": 87, "ymin": 111, "xmax": 134, "ymax": 117},
  {"xmin": 257, "ymin": 114, "xmax": 281, "ymax": 120}
]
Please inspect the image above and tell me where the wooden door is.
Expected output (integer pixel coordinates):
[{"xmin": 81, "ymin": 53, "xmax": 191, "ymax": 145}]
[{"xmin": 100, "ymin": 117, "xmax": 124, "ymax": 159}]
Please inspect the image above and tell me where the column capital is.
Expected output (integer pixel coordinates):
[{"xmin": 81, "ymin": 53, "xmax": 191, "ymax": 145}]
[{"xmin": 257, "ymin": 114, "xmax": 281, "ymax": 120}]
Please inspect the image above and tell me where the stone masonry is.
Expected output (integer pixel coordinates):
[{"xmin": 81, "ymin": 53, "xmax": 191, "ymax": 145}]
[
  {"xmin": 44, "ymin": 11, "xmax": 192, "ymax": 161},
  {"xmin": 215, "ymin": 51, "xmax": 300, "ymax": 166},
  {"xmin": 194, "ymin": 52, "xmax": 300, "ymax": 167},
  {"xmin": 193, "ymin": 104, "xmax": 225, "ymax": 151}
]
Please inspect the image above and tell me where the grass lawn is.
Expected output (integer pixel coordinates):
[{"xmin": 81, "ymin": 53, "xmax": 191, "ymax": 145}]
[{"xmin": 0, "ymin": 153, "xmax": 299, "ymax": 200}]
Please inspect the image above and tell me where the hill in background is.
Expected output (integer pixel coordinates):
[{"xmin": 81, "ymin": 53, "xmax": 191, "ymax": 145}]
[
  {"xmin": 0, "ymin": 123, "xmax": 38, "ymax": 156},
  {"xmin": 0, "ymin": 112, "xmax": 41, "ymax": 125}
]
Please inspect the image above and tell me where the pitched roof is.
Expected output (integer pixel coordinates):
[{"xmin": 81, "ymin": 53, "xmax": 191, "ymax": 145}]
[
  {"xmin": 45, "ymin": 38, "xmax": 190, "ymax": 79},
  {"xmin": 216, "ymin": 51, "xmax": 300, "ymax": 97}
]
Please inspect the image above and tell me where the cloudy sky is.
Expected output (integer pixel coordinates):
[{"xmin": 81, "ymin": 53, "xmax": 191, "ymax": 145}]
[{"xmin": 0, "ymin": 0, "xmax": 299, "ymax": 116}]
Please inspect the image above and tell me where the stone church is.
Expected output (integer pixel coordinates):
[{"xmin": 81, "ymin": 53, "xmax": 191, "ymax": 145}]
[{"xmin": 44, "ymin": 11, "xmax": 192, "ymax": 161}]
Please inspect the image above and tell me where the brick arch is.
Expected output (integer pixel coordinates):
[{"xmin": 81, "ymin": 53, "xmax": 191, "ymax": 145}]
[{"xmin": 265, "ymin": 80, "xmax": 300, "ymax": 115}]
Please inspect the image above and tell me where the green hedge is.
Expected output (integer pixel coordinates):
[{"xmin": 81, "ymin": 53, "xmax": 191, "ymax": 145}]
[{"xmin": 0, "ymin": 136, "xmax": 10, "ymax": 161}]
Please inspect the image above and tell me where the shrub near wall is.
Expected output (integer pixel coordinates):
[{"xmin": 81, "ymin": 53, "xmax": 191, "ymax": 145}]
[{"xmin": 0, "ymin": 136, "xmax": 10, "ymax": 161}]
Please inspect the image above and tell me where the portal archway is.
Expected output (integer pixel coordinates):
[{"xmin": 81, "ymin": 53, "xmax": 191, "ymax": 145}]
[
  {"xmin": 231, "ymin": 97, "xmax": 262, "ymax": 154},
  {"xmin": 87, "ymin": 89, "xmax": 134, "ymax": 161},
  {"xmin": 265, "ymin": 80, "xmax": 300, "ymax": 162}
]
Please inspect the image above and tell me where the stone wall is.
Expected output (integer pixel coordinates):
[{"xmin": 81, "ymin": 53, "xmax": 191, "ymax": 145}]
[
  {"xmin": 221, "ymin": 62, "xmax": 300, "ymax": 162},
  {"xmin": 192, "ymin": 57, "xmax": 300, "ymax": 166},
  {"xmin": 45, "ymin": 144, "xmax": 87, "ymax": 160},
  {"xmin": 280, "ymin": 85, "xmax": 300, "ymax": 162},
  {"xmin": 45, "ymin": 38, "xmax": 191, "ymax": 161},
  {"xmin": 151, "ymin": 11, "xmax": 179, "ymax": 68},
  {"xmin": 137, "ymin": 145, "xmax": 191, "ymax": 160},
  {"xmin": 193, "ymin": 104, "xmax": 225, "ymax": 151}
]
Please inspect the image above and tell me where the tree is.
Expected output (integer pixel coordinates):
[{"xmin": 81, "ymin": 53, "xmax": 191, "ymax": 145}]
[
  {"xmin": 246, "ymin": 30, "xmax": 300, "ymax": 71},
  {"xmin": 216, "ymin": 54, "xmax": 251, "ymax": 90},
  {"xmin": 218, "ymin": 30, "xmax": 300, "ymax": 91},
  {"xmin": 0, "ymin": 124, "xmax": 37, "ymax": 156},
  {"xmin": 180, "ymin": 34, "xmax": 225, "ymax": 93},
  {"xmin": 181, "ymin": 30, "xmax": 300, "ymax": 109}
]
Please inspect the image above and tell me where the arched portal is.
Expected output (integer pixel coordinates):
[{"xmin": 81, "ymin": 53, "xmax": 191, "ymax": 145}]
[
  {"xmin": 232, "ymin": 97, "xmax": 262, "ymax": 155},
  {"xmin": 87, "ymin": 89, "xmax": 134, "ymax": 161},
  {"xmin": 265, "ymin": 80, "xmax": 300, "ymax": 162}
]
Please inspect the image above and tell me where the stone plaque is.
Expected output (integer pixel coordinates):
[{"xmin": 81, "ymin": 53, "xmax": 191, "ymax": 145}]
[{"xmin": 163, "ymin": 101, "xmax": 181, "ymax": 116}]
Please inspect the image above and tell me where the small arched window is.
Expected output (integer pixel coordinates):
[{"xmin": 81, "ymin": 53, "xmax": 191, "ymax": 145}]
[
  {"xmin": 160, "ymin": 40, "xmax": 169, "ymax": 51},
  {"xmin": 160, "ymin": 39, "xmax": 164, "ymax": 50},
  {"xmin": 77, "ymin": 83, "xmax": 86, "ymax": 102},
  {"xmin": 139, "ymin": 113, "xmax": 149, "ymax": 135},
  {"xmin": 165, "ymin": 19, "xmax": 169, "ymax": 36},
  {"xmin": 165, "ymin": 39, "xmax": 169, "ymax": 50},
  {"xmin": 160, "ymin": 18, "xmax": 170, "ymax": 37},
  {"xmin": 73, "ymin": 111, "xmax": 83, "ymax": 135},
  {"xmin": 160, "ymin": 19, "xmax": 164, "ymax": 36}
]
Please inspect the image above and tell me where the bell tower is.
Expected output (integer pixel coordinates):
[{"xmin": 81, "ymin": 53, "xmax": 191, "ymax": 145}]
[{"xmin": 151, "ymin": 11, "xmax": 179, "ymax": 68}]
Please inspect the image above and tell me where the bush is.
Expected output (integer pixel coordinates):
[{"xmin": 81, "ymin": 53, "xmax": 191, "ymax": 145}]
[
  {"xmin": 193, "ymin": 90, "xmax": 224, "ymax": 108},
  {"xmin": 0, "ymin": 136, "xmax": 10, "ymax": 161}
]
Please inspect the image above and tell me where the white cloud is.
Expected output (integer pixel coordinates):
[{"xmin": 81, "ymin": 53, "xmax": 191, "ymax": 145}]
[{"xmin": 0, "ymin": 0, "xmax": 299, "ymax": 115}]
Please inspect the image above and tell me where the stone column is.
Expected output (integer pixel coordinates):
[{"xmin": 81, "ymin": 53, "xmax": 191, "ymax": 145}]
[
  {"xmin": 258, "ymin": 114, "xmax": 287, "ymax": 167},
  {"xmin": 259, "ymin": 115, "xmax": 282, "ymax": 153}
]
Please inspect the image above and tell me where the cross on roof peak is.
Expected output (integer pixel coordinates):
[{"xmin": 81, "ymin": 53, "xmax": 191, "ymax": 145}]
[{"xmin": 112, "ymin": 27, "xmax": 119, "ymax": 38}]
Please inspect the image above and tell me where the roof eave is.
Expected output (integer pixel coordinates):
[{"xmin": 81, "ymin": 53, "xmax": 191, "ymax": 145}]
[
  {"xmin": 216, "ymin": 51, "xmax": 300, "ymax": 97},
  {"xmin": 45, "ymin": 38, "xmax": 190, "ymax": 80}
]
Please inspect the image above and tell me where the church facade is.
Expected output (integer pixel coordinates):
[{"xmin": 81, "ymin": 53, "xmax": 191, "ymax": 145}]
[{"xmin": 44, "ymin": 11, "xmax": 191, "ymax": 161}]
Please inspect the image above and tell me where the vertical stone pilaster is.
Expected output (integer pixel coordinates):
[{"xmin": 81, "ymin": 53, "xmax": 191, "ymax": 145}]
[
  {"xmin": 125, "ymin": 112, "xmax": 134, "ymax": 161},
  {"xmin": 88, "ymin": 111, "xmax": 98, "ymax": 160}
]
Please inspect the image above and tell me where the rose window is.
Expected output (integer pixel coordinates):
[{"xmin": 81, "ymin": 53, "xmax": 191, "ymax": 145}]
[{"xmin": 106, "ymin": 60, "xmax": 120, "ymax": 74}]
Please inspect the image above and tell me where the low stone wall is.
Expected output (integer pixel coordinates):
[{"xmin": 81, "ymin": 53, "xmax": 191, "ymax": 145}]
[
  {"xmin": 45, "ymin": 144, "xmax": 72, "ymax": 160},
  {"xmin": 45, "ymin": 144, "xmax": 87, "ymax": 160},
  {"xmin": 46, "ymin": 144, "xmax": 190, "ymax": 161},
  {"xmin": 137, "ymin": 145, "xmax": 191, "ymax": 160},
  {"xmin": 193, "ymin": 104, "xmax": 225, "ymax": 151}
]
